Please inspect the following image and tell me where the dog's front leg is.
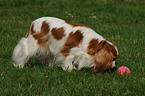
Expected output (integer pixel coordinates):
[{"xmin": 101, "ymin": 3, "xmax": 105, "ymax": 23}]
[{"xmin": 62, "ymin": 55, "xmax": 74, "ymax": 71}]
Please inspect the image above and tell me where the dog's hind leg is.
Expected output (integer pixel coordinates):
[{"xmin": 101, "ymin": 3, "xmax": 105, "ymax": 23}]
[{"xmin": 12, "ymin": 35, "xmax": 39, "ymax": 68}]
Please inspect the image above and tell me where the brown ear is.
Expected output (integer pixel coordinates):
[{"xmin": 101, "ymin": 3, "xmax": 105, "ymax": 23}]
[{"xmin": 93, "ymin": 48, "xmax": 113, "ymax": 72}]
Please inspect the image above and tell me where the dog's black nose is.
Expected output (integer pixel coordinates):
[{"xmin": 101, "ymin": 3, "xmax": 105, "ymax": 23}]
[
  {"xmin": 113, "ymin": 61, "xmax": 117, "ymax": 70},
  {"xmin": 115, "ymin": 61, "xmax": 118, "ymax": 65}
]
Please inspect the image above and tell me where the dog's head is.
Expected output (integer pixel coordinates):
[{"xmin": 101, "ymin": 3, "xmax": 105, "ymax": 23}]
[{"xmin": 93, "ymin": 40, "xmax": 118, "ymax": 72}]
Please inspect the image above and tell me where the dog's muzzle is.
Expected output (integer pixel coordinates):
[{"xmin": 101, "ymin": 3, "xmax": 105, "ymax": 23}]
[{"xmin": 110, "ymin": 61, "xmax": 117, "ymax": 68}]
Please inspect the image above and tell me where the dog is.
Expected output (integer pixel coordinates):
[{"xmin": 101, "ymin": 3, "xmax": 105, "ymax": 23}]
[{"xmin": 12, "ymin": 17, "xmax": 118, "ymax": 72}]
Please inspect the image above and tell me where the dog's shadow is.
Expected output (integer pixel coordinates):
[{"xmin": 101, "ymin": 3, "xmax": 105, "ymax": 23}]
[
  {"xmin": 25, "ymin": 58, "xmax": 44, "ymax": 68},
  {"xmin": 78, "ymin": 67, "xmax": 117, "ymax": 74},
  {"xmin": 25, "ymin": 58, "xmax": 117, "ymax": 74}
]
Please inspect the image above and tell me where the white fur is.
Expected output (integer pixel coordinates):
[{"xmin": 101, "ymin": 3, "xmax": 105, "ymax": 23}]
[{"xmin": 12, "ymin": 17, "xmax": 117, "ymax": 71}]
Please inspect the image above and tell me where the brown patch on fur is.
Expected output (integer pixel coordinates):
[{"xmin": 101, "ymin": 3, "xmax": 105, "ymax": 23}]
[
  {"xmin": 31, "ymin": 21, "xmax": 50, "ymax": 47},
  {"xmin": 89, "ymin": 40, "xmax": 118, "ymax": 58},
  {"xmin": 66, "ymin": 21, "xmax": 87, "ymax": 27},
  {"xmin": 87, "ymin": 39, "xmax": 99, "ymax": 56},
  {"xmin": 89, "ymin": 40, "xmax": 118, "ymax": 72},
  {"xmin": 31, "ymin": 23, "xmax": 35, "ymax": 34},
  {"xmin": 60, "ymin": 46, "xmax": 70, "ymax": 57},
  {"xmin": 60, "ymin": 30, "xmax": 83, "ymax": 57},
  {"xmin": 51, "ymin": 27, "xmax": 65, "ymax": 40},
  {"xmin": 25, "ymin": 24, "xmax": 32, "ymax": 38},
  {"xmin": 93, "ymin": 49, "xmax": 113, "ymax": 72},
  {"xmin": 100, "ymin": 40, "xmax": 118, "ymax": 60}
]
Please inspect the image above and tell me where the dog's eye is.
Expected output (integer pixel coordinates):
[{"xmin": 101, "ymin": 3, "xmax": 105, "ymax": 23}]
[{"xmin": 113, "ymin": 58, "xmax": 116, "ymax": 61}]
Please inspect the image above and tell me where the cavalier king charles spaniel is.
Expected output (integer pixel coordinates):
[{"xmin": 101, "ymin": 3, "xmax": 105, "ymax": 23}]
[{"xmin": 12, "ymin": 17, "xmax": 118, "ymax": 72}]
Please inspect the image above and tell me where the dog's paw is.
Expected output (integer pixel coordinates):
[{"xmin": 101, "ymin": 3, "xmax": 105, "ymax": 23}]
[
  {"xmin": 13, "ymin": 63, "xmax": 24, "ymax": 69},
  {"xmin": 62, "ymin": 66, "xmax": 73, "ymax": 72}
]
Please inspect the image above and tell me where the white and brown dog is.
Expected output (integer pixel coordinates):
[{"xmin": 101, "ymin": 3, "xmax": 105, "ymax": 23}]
[{"xmin": 12, "ymin": 17, "xmax": 118, "ymax": 72}]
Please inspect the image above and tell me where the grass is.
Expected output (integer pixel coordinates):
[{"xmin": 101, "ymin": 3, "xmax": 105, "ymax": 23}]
[{"xmin": 0, "ymin": 0, "xmax": 144, "ymax": 95}]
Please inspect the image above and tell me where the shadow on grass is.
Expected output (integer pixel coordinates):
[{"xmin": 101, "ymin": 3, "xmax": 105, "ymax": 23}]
[
  {"xmin": 24, "ymin": 58, "xmax": 118, "ymax": 74},
  {"xmin": 78, "ymin": 67, "xmax": 118, "ymax": 75}
]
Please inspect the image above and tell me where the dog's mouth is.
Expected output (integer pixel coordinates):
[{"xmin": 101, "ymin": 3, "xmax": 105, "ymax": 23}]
[
  {"xmin": 92, "ymin": 61, "xmax": 118, "ymax": 73},
  {"xmin": 101, "ymin": 61, "xmax": 118, "ymax": 73}
]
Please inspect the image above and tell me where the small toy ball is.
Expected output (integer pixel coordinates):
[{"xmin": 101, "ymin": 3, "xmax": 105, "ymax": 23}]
[{"xmin": 118, "ymin": 66, "xmax": 130, "ymax": 75}]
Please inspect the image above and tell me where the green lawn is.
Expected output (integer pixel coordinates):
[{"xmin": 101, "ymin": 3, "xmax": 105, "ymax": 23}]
[{"xmin": 0, "ymin": 0, "xmax": 144, "ymax": 95}]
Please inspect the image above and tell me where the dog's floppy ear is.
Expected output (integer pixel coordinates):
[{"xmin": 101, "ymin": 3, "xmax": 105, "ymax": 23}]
[{"xmin": 93, "ymin": 48, "xmax": 113, "ymax": 72}]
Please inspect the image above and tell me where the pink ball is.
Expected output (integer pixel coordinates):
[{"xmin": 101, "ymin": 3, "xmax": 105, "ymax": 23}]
[{"xmin": 118, "ymin": 66, "xmax": 130, "ymax": 75}]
